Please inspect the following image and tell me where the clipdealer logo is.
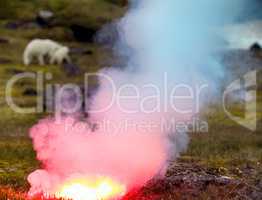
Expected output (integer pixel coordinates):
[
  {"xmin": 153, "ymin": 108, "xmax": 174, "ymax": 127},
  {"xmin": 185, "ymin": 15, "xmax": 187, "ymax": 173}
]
[{"xmin": 223, "ymin": 70, "xmax": 257, "ymax": 131}]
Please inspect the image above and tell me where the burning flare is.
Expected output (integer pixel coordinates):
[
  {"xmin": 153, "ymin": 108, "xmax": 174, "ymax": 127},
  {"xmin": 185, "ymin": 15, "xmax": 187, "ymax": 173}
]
[{"xmin": 55, "ymin": 176, "xmax": 126, "ymax": 200}]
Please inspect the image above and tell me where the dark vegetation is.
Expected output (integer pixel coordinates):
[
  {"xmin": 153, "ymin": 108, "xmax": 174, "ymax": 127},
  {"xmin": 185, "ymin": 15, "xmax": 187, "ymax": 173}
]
[{"xmin": 0, "ymin": 0, "xmax": 261, "ymax": 199}]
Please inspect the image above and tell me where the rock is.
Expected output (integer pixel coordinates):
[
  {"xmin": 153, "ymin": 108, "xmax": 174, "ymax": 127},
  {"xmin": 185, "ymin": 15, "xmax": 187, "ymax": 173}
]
[
  {"xmin": 250, "ymin": 42, "xmax": 261, "ymax": 52},
  {"xmin": 109, "ymin": 0, "xmax": 128, "ymax": 6},
  {"xmin": 5, "ymin": 21, "xmax": 20, "ymax": 29},
  {"xmin": 0, "ymin": 37, "xmax": 9, "ymax": 44},
  {"xmin": 70, "ymin": 48, "xmax": 93, "ymax": 55},
  {"xmin": 23, "ymin": 88, "xmax": 37, "ymax": 96},
  {"xmin": 6, "ymin": 21, "xmax": 18, "ymax": 29},
  {"xmin": 250, "ymin": 42, "xmax": 262, "ymax": 58},
  {"xmin": 62, "ymin": 63, "xmax": 81, "ymax": 76},
  {"xmin": 5, "ymin": 20, "xmax": 39, "ymax": 29},
  {"xmin": 38, "ymin": 10, "xmax": 54, "ymax": 19},
  {"xmin": 121, "ymin": 0, "xmax": 128, "ymax": 6},
  {"xmin": 70, "ymin": 24, "xmax": 97, "ymax": 42},
  {"xmin": 0, "ymin": 58, "xmax": 12, "ymax": 64},
  {"xmin": 36, "ymin": 10, "xmax": 54, "ymax": 27}
]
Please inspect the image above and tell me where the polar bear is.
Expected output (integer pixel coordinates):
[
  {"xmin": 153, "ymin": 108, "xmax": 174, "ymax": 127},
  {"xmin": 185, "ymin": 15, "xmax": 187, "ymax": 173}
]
[
  {"xmin": 23, "ymin": 39, "xmax": 70, "ymax": 66},
  {"xmin": 50, "ymin": 46, "xmax": 71, "ymax": 65}
]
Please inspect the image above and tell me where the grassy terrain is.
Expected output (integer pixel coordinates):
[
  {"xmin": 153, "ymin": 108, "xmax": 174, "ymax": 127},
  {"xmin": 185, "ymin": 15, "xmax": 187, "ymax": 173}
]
[
  {"xmin": 0, "ymin": 0, "xmax": 261, "ymax": 199},
  {"xmin": 0, "ymin": 0, "xmax": 115, "ymax": 192}
]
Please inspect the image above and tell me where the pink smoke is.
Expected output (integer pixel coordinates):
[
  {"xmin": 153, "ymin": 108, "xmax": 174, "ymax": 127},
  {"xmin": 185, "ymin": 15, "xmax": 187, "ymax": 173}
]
[
  {"xmin": 28, "ymin": 116, "xmax": 170, "ymax": 197},
  {"xmin": 27, "ymin": 67, "xmax": 190, "ymax": 198}
]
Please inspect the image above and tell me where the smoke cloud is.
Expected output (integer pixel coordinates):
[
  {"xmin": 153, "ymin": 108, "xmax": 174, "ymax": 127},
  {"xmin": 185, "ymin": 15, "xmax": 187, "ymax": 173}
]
[{"xmin": 27, "ymin": 0, "xmax": 247, "ymax": 198}]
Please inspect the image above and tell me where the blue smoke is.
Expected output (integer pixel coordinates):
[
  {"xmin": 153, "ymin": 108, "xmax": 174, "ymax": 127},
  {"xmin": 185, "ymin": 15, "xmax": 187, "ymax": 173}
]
[
  {"xmin": 88, "ymin": 0, "xmax": 250, "ymax": 168},
  {"xmin": 117, "ymin": 0, "xmax": 247, "ymax": 87}
]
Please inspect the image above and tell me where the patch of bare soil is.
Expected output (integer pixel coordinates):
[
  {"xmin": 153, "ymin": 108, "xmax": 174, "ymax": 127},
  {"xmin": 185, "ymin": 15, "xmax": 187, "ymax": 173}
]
[{"xmin": 123, "ymin": 161, "xmax": 262, "ymax": 200}]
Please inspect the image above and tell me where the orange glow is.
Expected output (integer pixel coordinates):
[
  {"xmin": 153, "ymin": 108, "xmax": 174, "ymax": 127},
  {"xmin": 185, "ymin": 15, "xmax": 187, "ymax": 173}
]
[{"xmin": 55, "ymin": 176, "xmax": 126, "ymax": 200}]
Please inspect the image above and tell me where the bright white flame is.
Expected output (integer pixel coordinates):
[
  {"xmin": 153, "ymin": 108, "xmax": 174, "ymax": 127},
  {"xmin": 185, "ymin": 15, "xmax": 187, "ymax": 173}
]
[{"xmin": 54, "ymin": 176, "xmax": 126, "ymax": 200}]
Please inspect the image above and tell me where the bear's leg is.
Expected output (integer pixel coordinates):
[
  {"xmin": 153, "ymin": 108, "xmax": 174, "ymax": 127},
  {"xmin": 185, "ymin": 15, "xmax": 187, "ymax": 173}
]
[
  {"xmin": 50, "ymin": 56, "xmax": 56, "ymax": 65},
  {"xmin": 23, "ymin": 52, "xmax": 32, "ymax": 66},
  {"xmin": 57, "ymin": 57, "xmax": 63, "ymax": 65},
  {"xmin": 38, "ymin": 55, "xmax": 45, "ymax": 66}
]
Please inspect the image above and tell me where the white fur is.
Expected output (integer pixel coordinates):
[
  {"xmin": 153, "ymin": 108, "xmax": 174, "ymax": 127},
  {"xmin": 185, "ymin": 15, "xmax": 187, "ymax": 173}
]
[
  {"xmin": 23, "ymin": 39, "xmax": 70, "ymax": 66},
  {"xmin": 50, "ymin": 47, "xmax": 71, "ymax": 65}
]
